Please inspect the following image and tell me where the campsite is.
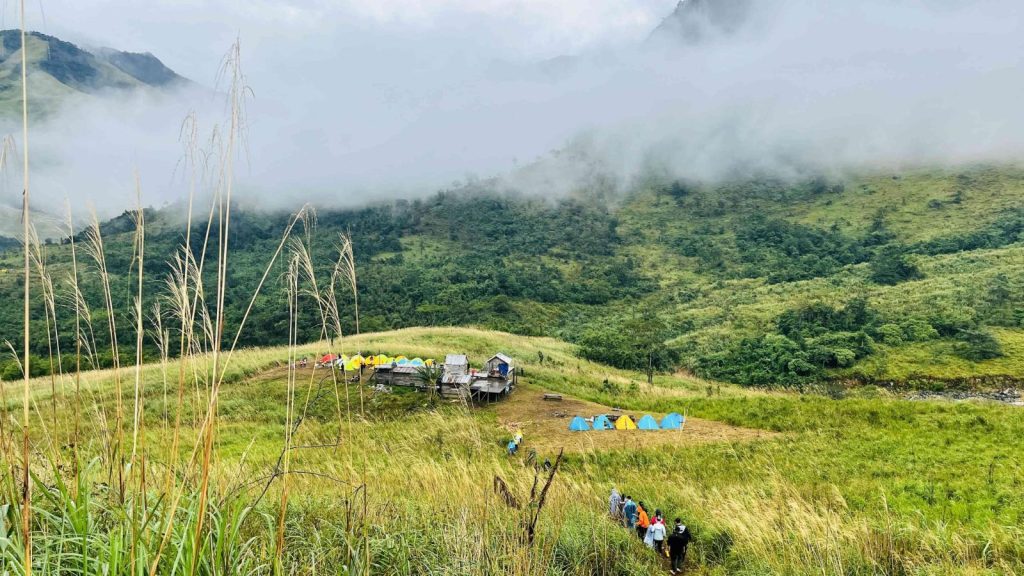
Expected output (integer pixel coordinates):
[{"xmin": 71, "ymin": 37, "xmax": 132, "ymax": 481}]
[{"xmin": 2, "ymin": 2, "xmax": 1024, "ymax": 575}]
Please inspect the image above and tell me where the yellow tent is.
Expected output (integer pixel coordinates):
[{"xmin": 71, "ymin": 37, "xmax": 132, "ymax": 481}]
[
  {"xmin": 425, "ymin": 359, "xmax": 435, "ymax": 367},
  {"xmin": 372, "ymin": 354, "xmax": 390, "ymax": 366},
  {"xmin": 614, "ymin": 415, "xmax": 637, "ymax": 430},
  {"xmin": 350, "ymin": 354, "xmax": 365, "ymax": 365}
]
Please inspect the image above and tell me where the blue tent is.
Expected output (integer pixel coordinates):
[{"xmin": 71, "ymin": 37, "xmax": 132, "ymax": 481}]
[
  {"xmin": 593, "ymin": 414, "xmax": 614, "ymax": 430},
  {"xmin": 568, "ymin": 416, "xmax": 591, "ymax": 432},
  {"xmin": 637, "ymin": 415, "xmax": 660, "ymax": 430},
  {"xmin": 660, "ymin": 413, "xmax": 684, "ymax": 430}
]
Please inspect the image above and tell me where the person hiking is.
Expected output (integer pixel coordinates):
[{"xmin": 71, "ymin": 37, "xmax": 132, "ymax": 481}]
[
  {"xmin": 609, "ymin": 488, "xmax": 622, "ymax": 519},
  {"xmin": 622, "ymin": 496, "xmax": 637, "ymax": 529},
  {"xmin": 635, "ymin": 501, "xmax": 651, "ymax": 541},
  {"xmin": 507, "ymin": 439, "xmax": 517, "ymax": 456},
  {"xmin": 649, "ymin": 516, "xmax": 667, "ymax": 555},
  {"xmin": 668, "ymin": 519, "xmax": 692, "ymax": 574}
]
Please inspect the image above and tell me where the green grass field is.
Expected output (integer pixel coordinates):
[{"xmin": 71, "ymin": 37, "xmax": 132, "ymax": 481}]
[{"xmin": 3, "ymin": 327, "xmax": 1022, "ymax": 574}]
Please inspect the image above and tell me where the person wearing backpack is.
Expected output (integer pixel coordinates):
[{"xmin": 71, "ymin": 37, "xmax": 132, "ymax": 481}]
[
  {"xmin": 622, "ymin": 496, "xmax": 638, "ymax": 529},
  {"xmin": 667, "ymin": 519, "xmax": 692, "ymax": 574}
]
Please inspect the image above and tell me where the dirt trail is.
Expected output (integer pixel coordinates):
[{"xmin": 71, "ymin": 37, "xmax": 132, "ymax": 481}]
[{"xmin": 495, "ymin": 387, "xmax": 776, "ymax": 454}]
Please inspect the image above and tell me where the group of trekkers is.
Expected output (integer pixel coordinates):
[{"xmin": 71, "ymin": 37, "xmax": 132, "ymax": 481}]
[
  {"xmin": 608, "ymin": 488, "xmax": 692, "ymax": 574},
  {"xmin": 506, "ymin": 430, "xmax": 524, "ymax": 455}
]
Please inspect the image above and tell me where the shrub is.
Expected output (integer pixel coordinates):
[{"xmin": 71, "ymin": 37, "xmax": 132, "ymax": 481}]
[
  {"xmin": 697, "ymin": 334, "xmax": 822, "ymax": 387},
  {"xmin": 870, "ymin": 245, "xmax": 922, "ymax": 285},
  {"xmin": 900, "ymin": 319, "xmax": 939, "ymax": 341},
  {"xmin": 877, "ymin": 323, "xmax": 905, "ymax": 346},
  {"xmin": 953, "ymin": 329, "xmax": 1004, "ymax": 361}
]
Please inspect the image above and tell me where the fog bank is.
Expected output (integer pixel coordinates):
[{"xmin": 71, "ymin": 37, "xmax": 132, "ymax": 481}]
[{"xmin": 5, "ymin": 0, "xmax": 1024, "ymax": 225}]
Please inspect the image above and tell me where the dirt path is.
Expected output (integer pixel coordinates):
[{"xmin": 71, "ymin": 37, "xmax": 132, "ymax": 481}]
[{"xmin": 495, "ymin": 387, "xmax": 776, "ymax": 454}]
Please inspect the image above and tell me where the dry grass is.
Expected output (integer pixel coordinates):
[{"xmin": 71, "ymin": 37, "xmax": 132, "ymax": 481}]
[{"xmin": 495, "ymin": 384, "xmax": 776, "ymax": 454}]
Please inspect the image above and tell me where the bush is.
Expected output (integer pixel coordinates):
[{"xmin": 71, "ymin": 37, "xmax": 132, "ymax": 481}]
[
  {"xmin": 900, "ymin": 319, "xmax": 939, "ymax": 342},
  {"xmin": 877, "ymin": 323, "xmax": 905, "ymax": 346},
  {"xmin": 806, "ymin": 331, "xmax": 874, "ymax": 368},
  {"xmin": 870, "ymin": 245, "xmax": 922, "ymax": 285},
  {"xmin": 697, "ymin": 334, "xmax": 822, "ymax": 387},
  {"xmin": 953, "ymin": 329, "xmax": 1003, "ymax": 361}
]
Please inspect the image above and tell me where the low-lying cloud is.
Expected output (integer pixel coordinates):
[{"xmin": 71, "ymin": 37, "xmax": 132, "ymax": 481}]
[{"xmin": 5, "ymin": 0, "xmax": 1024, "ymax": 227}]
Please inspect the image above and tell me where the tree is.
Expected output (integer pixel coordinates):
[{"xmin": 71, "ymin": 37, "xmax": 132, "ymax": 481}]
[
  {"xmin": 869, "ymin": 245, "xmax": 922, "ymax": 285},
  {"xmin": 577, "ymin": 310, "xmax": 678, "ymax": 383},
  {"xmin": 954, "ymin": 329, "xmax": 1003, "ymax": 361}
]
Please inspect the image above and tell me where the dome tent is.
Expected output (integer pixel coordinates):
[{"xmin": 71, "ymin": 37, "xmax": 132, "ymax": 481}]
[
  {"xmin": 661, "ymin": 413, "xmax": 684, "ymax": 430},
  {"xmin": 569, "ymin": 416, "xmax": 591, "ymax": 431},
  {"xmin": 637, "ymin": 415, "xmax": 660, "ymax": 430},
  {"xmin": 614, "ymin": 415, "xmax": 637, "ymax": 430},
  {"xmin": 593, "ymin": 414, "xmax": 614, "ymax": 430}
]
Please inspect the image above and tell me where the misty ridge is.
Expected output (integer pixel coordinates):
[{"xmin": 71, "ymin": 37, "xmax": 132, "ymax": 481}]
[{"xmin": 3, "ymin": 0, "xmax": 1024, "ymax": 233}]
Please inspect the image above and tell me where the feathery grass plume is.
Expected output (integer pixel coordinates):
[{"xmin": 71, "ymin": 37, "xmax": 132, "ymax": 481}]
[
  {"xmin": 277, "ymin": 254, "xmax": 300, "ymax": 566},
  {"xmin": 324, "ymin": 244, "xmax": 351, "ymax": 449},
  {"xmin": 18, "ymin": 1, "xmax": 33, "ymax": 571},
  {"xmin": 27, "ymin": 225, "xmax": 64, "ymax": 439},
  {"xmin": 62, "ymin": 200, "xmax": 95, "ymax": 488},
  {"xmin": 193, "ymin": 38, "xmax": 249, "ymax": 575},
  {"xmin": 83, "ymin": 209, "xmax": 125, "ymax": 498},
  {"xmin": 127, "ymin": 181, "xmax": 148, "ymax": 572},
  {"xmin": 336, "ymin": 232, "xmax": 366, "ymax": 418},
  {"xmin": 129, "ymin": 182, "xmax": 146, "ymax": 473},
  {"xmin": 338, "ymin": 231, "xmax": 360, "ymax": 336}
]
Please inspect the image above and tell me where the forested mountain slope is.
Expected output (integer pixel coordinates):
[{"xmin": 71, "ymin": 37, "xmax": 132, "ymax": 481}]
[{"xmin": 1, "ymin": 165, "xmax": 1023, "ymax": 388}]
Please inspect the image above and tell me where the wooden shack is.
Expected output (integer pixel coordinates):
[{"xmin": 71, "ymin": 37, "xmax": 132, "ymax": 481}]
[
  {"xmin": 444, "ymin": 354, "xmax": 469, "ymax": 375},
  {"xmin": 485, "ymin": 353, "xmax": 516, "ymax": 384},
  {"xmin": 372, "ymin": 364, "xmax": 425, "ymax": 388}
]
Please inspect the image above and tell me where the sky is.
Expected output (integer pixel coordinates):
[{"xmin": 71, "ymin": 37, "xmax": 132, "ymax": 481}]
[{"xmin": 1, "ymin": 0, "xmax": 1023, "ymax": 224}]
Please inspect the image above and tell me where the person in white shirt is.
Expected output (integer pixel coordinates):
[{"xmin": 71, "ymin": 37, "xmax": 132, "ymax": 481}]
[{"xmin": 649, "ymin": 515, "xmax": 667, "ymax": 555}]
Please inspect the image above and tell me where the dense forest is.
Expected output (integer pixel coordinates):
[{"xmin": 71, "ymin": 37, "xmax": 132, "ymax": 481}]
[{"xmin": 2, "ymin": 165, "xmax": 1024, "ymax": 388}]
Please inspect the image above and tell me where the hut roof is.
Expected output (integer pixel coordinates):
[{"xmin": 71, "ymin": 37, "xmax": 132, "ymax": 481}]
[
  {"xmin": 445, "ymin": 354, "xmax": 468, "ymax": 366},
  {"xmin": 380, "ymin": 365, "xmax": 420, "ymax": 375},
  {"xmin": 488, "ymin": 353, "xmax": 513, "ymax": 365}
]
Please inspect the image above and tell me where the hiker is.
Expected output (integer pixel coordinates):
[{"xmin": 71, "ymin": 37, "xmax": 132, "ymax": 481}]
[
  {"xmin": 668, "ymin": 519, "xmax": 692, "ymax": 574},
  {"xmin": 649, "ymin": 516, "xmax": 667, "ymax": 555},
  {"xmin": 622, "ymin": 496, "xmax": 637, "ymax": 529},
  {"xmin": 635, "ymin": 501, "xmax": 651, "ymax": 541},
  {"xmin": 514, "ymin": 431, "xmax": 524, "ymax": 446},
  {"xmin": 608, "ymin": 488, "xmax": 622, "ymax": 519},
  {"xmin": 507, "ymin": 439, "xmax": 518, "ymax": 456}
]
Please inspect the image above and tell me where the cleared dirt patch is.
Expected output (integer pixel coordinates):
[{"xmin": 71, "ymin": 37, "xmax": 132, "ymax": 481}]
[{"xmin": 495, "ymin": 387, "xmax": 776, "ymax": 454}]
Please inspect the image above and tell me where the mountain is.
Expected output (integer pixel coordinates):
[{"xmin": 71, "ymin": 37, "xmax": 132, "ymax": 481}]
[
  {"xmin": 0, "ymin": 30, "xmax": 187, "ymax": 115},
  {"xmin": 648, "ymin": 0, "xmax": 755, "ymax": 45},
  {"xmin": 2, "ymin": 165, "xmax": 1023, "ymax": 389}
]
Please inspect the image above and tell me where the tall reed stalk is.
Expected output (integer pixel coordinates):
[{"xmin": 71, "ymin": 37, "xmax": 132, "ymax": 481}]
[
  {"xmin": 18, "ymin": 1, "xmax": 33, "ymax": 572},
  {"xmin": 84, "ymin": 211, "xmax": 124, "ymax": 498}
]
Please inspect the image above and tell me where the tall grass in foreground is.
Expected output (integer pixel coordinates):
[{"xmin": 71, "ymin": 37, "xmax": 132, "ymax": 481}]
[{"xmin": 0, "ymin": 33, "xmax": 620, "ymax": 576}]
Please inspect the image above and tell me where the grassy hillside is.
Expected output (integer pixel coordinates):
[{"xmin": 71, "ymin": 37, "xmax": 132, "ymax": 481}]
[
  {"xmin": 2, "ymin": 326, "xmax": 1023, "ymax": 574},
  {"xmin": 1, "ymin": 165, "xmax": 1023, "ymax": 387}
]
